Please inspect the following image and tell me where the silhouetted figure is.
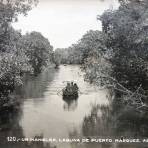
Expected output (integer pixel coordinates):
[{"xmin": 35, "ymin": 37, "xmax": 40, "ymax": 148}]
[
  {"xmin": 71, "ymin": 82, "xmax": 74, "ymax": 86},
  {"xmin": 65, "ymin": 82, "xmax": 71, "ymax": 92},
  {"xmin": 73, "ymin": 83, "xmax": 78, "ymax": 91},
  {"xmin": 70, "ymin": 82, "xmax": 74, "ymax": 92}
]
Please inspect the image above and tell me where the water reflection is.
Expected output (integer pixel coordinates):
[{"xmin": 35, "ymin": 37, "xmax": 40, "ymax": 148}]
[
  {"xmin": 0, "ymin": 106, "xmax": 23, "ymax": 148},
  {"xmin": 82, "ymin": 101, "xmax": 148, "ymax": 138},
  {"xmin": 82, "ymin": 104, "xmax": 113, "ymax": 137},
  {"xmin": 112, "ymin": 97, "xmax": 148, "ymax": 137},
  {"xmin": 79, "ymin": 99, "xmax": 148, "ymax": 148},
  {"xmin": 18, "ymin": 68, "xmax": 57, "ymax": 99},
  {"xmin": 1, "ymin": 65, "xmax": 147, "ymax": 148},
  {"xmin": 63, "ymin": 98, "xmax": 78, "ymax": 111},
  {"xmin": 0, "ymin": 105, "xmax": 56, "ymax": 148},
  {"xmin": 18, "ymin": 65, "xmax": 108, "ymax": 148}
]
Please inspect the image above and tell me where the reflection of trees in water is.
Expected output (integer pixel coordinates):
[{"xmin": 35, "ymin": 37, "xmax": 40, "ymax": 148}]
[
  {"xmin": 0, "ymin": 101, "xmax": 58, "ymax": 148},
  {"xmin": 0, "ymin": 107, "xmax": 23, "ymax": 147},
  {"xmin": 0, "ymin": 105, "xmax": 56, "ymax": 148},
  {"xmin": 82, "ymin": 100, "xmax": 148, "ymax": 138},
  {"xmin": 112, "ymin": 97, "xmax": 148, "ymax": 137},
  {"xmin": 68, "ymin": 100, "xmax": 148, "ymax": 148},
  {"xmin": 82, "ymin": 104, "xmax": 113, "ymax": 137},
  {"xmin": 16, "ymin": 68, "xmax": 57, "ymax": 99},
  {"xmin": 63, "ymin": 98, "xmax": 78, "ymax": 111}
]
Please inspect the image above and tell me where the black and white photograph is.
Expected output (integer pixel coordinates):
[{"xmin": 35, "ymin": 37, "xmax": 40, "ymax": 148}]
[{"xmin": 0, "ymin": 0, "xmax": 148, "ymax": 148}]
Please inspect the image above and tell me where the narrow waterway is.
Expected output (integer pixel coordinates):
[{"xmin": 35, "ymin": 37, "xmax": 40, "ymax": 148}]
[
  {"xmin": 0, "ymin": 65, "xmax": 146, "ymax": 148},
  {"xmin": 20, "ymin": 65, "xmax": 108, "ymax": 148}
]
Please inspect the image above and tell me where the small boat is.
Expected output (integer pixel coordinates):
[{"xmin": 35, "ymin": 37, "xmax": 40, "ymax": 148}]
[
  {"xmin": 63, "ymin": 90, "xmax": 78, "ymax": 99},
  {"xmin": 62, "ymin": 82, "xmax": 79, "ymax": 99}
]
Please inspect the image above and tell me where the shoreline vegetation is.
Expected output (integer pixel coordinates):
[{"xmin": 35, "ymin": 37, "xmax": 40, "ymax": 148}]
[
  {"xmin": 55, "ymin": 0, "xmax": 148, "ymax": 138},
  {"xmin": 0, "ymin": 0, "xmax": 57, "ymax": 111},
  {"xmin": 55, "ymin": 0, "xmax": 148, "ymax": 107}
]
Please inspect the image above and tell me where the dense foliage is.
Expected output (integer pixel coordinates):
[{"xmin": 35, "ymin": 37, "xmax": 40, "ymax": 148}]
[
  {"xmin": 68, "ymin": 0, "xmax": 148, "ymax": 138},
  {"xmin": 57, "ymin": 0, "xmax": 148, "ymax": 110},
  {"xmin": 21, "ymin": 32, "xmax": 53, "ymax": 74},
  {"xmin": 0, "ymin": 0, "xmax": 55, "ymax": 109},
  {"xmin": 55, "ymin": 30, "xmax": 104, "ymax": 64},
  {"xmin": 0, "ymin": 0, "xmax": 37, "ymax": 98},
  {"xmin": 100, "ymin": 0, "xmax": 148, "ymax": 90}
]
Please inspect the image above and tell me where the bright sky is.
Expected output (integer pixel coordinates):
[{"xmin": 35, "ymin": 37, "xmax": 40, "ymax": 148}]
[{"xmin": 13, "ymin": 0, "xmax": 119, "ymax": 49}]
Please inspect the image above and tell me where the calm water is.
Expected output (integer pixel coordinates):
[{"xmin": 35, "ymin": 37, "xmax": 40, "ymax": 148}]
[
  {"xmin": 20, "ymin": 65, "xmax": 108, "ymax": 148},
  {"xmin": 0, "ymin": 65, "xmax": 147, "ymax": 148}
]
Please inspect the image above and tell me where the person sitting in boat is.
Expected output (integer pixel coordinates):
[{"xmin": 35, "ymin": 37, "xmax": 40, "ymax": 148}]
[
  {"xmin": 73, "ymin": 83, "xmax": 79, "ymax": 92},
  {"xmin": 65, "ymin": 82, "xmax": 71, "ymax": 92},
  {"xmin": 70, "ymin": 82, "xmax": 74, "ymax": 91},
  {"xmin": 64, "ymin": 82, "xmax": 78, "ymax": 94}
]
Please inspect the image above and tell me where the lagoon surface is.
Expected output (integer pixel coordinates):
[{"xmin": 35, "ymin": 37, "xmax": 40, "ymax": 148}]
[
  {"xmin": 20, "ymin": 65, "xmax": 108, "ymax": 148},
  {"xmin": 0, "ymin": 65, "xmax": 146, "ymax": 148}
]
